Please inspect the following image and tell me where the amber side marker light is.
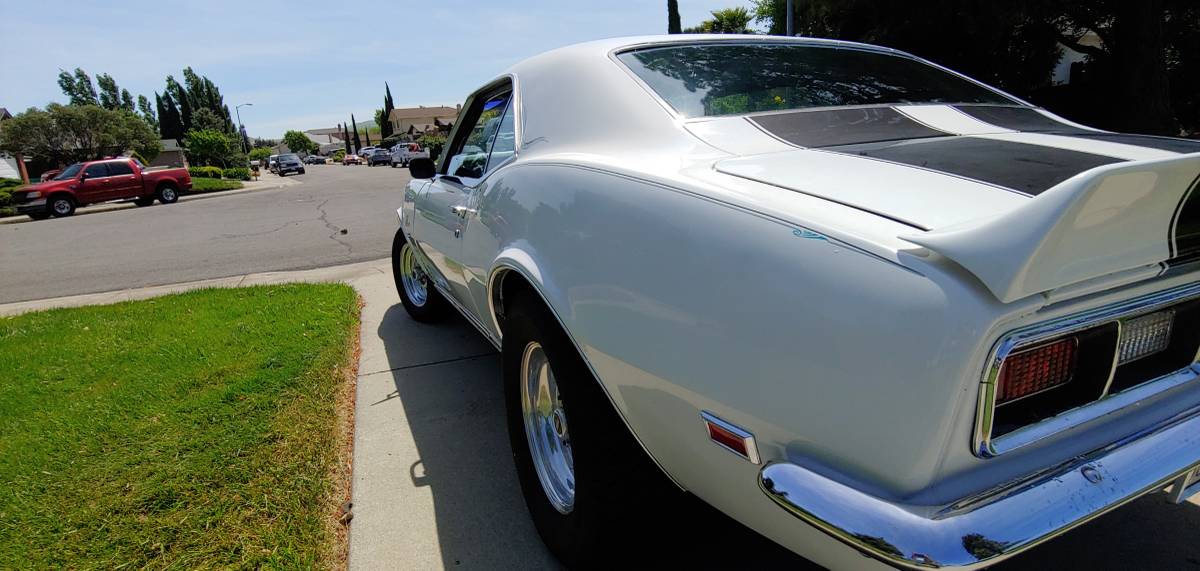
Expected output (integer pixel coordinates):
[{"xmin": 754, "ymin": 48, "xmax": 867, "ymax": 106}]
[
  {"xmin": 701, "ymin": 411, "xmax": 761, "ymax": 464},
  {"xmin": 996, "ymin": 337, "xmax": 1078, "ymax": 405}
]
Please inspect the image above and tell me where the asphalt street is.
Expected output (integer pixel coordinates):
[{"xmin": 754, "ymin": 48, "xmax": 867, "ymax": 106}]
[{"xmin": 0, "ymin": 163, "xmax": 408, "ymax": 303}]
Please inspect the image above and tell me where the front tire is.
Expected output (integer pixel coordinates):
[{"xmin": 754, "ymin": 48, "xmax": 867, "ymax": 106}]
[
  {"xmin": 134, "ymin": 197, "xmax": 155, "ymax": 207},
  {"xmin": 156, "ymin": 184, "xmax": 179, "ymax": 204},
  {"xmin": 49, "ymin": 195, "xmax": 75, "ymax": 217},
  {"xmin": 503, "ymin": 290, "xmax": 672, "ymax": 567},
  {"xmin": 391, "ymin": 229, "xmax": 448, "ymax": 322},
  {"xmin": 26, "ymin": 211, "xmax": 51, "ymax": 220}
]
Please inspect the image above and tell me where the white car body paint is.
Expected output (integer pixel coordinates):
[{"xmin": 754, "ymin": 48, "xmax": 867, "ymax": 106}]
[{"xmin": 394, "ymin": 35, "xmax": 1200, "ymax": 569}]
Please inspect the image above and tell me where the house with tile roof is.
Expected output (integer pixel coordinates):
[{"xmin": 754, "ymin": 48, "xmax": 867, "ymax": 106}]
[{"xmin": 388, "ymin": 105, "xmax": 460, "ymax": 137}]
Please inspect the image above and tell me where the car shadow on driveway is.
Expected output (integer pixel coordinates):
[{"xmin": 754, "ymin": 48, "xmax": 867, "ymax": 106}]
[{"xmin": 372, "ymin": 302, "xmax": 1200, "ymax": 570}]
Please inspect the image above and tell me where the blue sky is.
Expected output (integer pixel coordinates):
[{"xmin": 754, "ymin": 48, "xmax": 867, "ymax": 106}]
[{"xmin": 0, "ymin": 1, "xmax": 759, "ymax": 139}]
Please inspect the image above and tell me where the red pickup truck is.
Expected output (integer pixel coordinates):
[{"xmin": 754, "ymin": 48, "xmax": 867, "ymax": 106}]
[{"xmin": 12, "ymin": 157, "xmax": 192, "ymax": 219}]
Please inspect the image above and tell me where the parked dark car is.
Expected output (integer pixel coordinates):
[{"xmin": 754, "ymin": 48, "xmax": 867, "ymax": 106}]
[
  {"xmin": 276, "ymin": 153, "xmax": 305, "ymax": 176},
  {"xmin": 304, "ymin": 155, "xmax": 326, "ymax": 165},
  {"xmin": 367, "ymin": 148, "xmax": 393, "ymax": 166},
  {"xmin": 11, "ymin": 157, "xmax": 192, "ymax": 219}
]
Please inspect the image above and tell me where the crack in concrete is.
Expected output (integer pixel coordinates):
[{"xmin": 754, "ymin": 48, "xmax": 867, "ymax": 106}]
[
  {"xmin": 218, "ymin": 220, "xmax": 302, "ymax": 239},
  {"xmin": 360, "ymin": 352, "xmax": 497, "ymax": 380},
  {"xmin": 316, "ymin": 198, "xmax": 354, "ymax": 255}
]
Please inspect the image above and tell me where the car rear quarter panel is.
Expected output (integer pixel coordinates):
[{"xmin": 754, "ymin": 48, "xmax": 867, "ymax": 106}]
[{"xmin": 462, "ymin": 162, "xmax": 1013, "ymax": 495}]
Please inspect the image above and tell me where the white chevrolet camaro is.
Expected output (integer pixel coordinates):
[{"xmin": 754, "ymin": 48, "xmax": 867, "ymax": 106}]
[{"xmin": 389, "ymin": 35, "xmax": 1200, "ymax": 569}]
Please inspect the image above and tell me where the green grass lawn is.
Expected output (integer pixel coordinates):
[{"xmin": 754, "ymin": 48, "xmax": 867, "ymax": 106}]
[
  {"xmin": 190, "ymin": 178, "xmax": 244, "ymax": 193},
  {"xmin": 0, "ymin": 284, "xmax": 360, "ymax": 569}
]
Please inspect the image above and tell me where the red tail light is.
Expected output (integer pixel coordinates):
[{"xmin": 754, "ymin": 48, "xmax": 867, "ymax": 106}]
[{"xmin": 996, "ymin": 338, "xmax": 1078, "ymax": 405}]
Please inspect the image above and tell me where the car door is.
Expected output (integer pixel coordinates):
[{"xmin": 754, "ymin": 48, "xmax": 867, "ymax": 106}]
[
  {"xmin": 103, "ymin": 160, "xmax": 142, "ymax": 198},
  {"xmin": 412, "ymin": 85, "xmax": 513, "ymax": 307},
  {"xmin": 77, "ymin": 162, "xmax": 113, "ymax": 204}
]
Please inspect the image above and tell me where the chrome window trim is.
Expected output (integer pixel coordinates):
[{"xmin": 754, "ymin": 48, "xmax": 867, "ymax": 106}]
[{"xmin": 975, "ymin": 281, "xmax": 1200, "ymax": 457}]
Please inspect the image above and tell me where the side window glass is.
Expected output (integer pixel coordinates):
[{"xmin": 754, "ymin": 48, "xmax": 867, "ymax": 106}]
[
  {"xmin": 485, "ymin": 102, "xmax": 516, "ymax": 173},
  {"xmin": 107, "ymin": 161, "xmax": 133, "ymax": 176},
  {"xmin": 84, "ymin": 163, "xmax": 109, "ymax": 178},
  {"xmin": 447, "ymin": 91, "xmax": 511, "ymax": 180}
]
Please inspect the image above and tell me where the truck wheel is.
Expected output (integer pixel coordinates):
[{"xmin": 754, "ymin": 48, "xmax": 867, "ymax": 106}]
[
  {"xmin": 49, "ymin": 195, "xmax": 76, "ymax": 217},
  {"xmin": 134, "ymin": 197, "xmax": 155, "ymax": 207},
  {"xmin": 156, "ymin": 184, "xmax": 179, "ymax": 204},
  {"xmin": 391, "ymin": 229, "xmax": 448, "ymax": 322},
  {"xmin": 503, "ymin": 289, "xmax": 673, "ymax": 567}
]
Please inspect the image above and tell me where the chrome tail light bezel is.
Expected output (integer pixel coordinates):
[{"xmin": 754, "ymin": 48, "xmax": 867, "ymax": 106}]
[{"xmin": 974, "ymin": 282, "xmax": 1200, "ymax": 458}]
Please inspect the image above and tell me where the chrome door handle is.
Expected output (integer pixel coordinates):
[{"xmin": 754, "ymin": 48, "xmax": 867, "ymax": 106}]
[{"xmin": 450, "ymin": 205, "xmax": 476, "ymax": 218}]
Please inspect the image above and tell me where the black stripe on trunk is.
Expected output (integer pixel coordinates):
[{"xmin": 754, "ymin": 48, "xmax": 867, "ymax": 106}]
[
  {"xmin": 954, "ymin": 105, "xmax": 1090, "ymax": 134},
  {"xmin": 1070, "ymin": 133, "xmax": 1200, "ymax": 154},
  {"xmin": 1169, "ymin": 174, "xmax": 1200, "ymax": 266},
  {"xmin": 827, "ymin": 137, "xmax": 1125, "ymax": 195},
  {"xmin": 750, "ymin": 107, "xmax": 948, "ymax": 148}
]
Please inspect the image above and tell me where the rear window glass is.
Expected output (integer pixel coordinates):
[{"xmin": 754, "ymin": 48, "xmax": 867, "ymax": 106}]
[
  {"xmin": 84, "ymin": 163, "xmax": 110, "ymax": 178},
  {"xmin": 616, "ymin": 43, "xmax": 1014, "ymax": 118},
  {"xmin": 107, "ymin": 161, "xmax": 134, "ymax": 175}
]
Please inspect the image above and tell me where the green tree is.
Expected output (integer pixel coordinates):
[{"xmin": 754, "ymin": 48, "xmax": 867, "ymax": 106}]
[
  {"xmin": 685, "ymin": 7, "xmax": 754, "ymax": 33},
  {"xmin": 120, "ymin": 89, "xmax": 135, "ymax": 112},
  {"xmin": 668, "ymin": 0, "xmax": 682, "ymax": 33},
  {"xmin": 96, "ymin": 73, "xmax": 121, "ymax": 110},
  {"xmin": 0, "ymin": 104, "xmax": 160, "ymax": 165},
  {"xmin": 157, "ymin": 92, "xmax": 184, "ymax": 141},
  {"xmin": 350, "ymin": 115, "xmax": 362, "ymax": 152},
  {"xmin": 342, "ymin": 124, "xmax": 351, "ymax": 154},
  {"xmin": 282, "ymin": 130, "xmax": 318, "ymax": 155},
  {"xmin": 165, "ymin": 75, "xmax": 192, "ymax": 134},
  {"xmin": 248, "ymin": 147, "xmax": 273, "ymax": 163},
  {"xmin": 192, "ymin": 108, "xmax": 227, "ymax": 132},
  {"xmin": 57, "ymin": 68, "xmax": 99, "ymax": 106},
  {"xmin": 138, "ymin": 95, "xmax": 159, "ymax": 131},
  {"xmin": 183, "ymin": 129, "xmax": 236, "ymax": 167}
]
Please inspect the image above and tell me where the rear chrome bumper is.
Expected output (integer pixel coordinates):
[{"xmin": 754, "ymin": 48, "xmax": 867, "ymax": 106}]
[{"xmin": 760, "ymin": 401, "xmax": 1200, "ymax": 569}]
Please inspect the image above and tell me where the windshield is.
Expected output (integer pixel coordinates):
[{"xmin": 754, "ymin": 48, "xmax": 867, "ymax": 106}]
[
  {"xmin": 53, "ymin": 163, "xmax": 83, "ymax": 180},
  {"xmin": 279, "ymin": 154, "xmax": 299, "ymax": 161},
  {"xmin": 616, "ymin": 43, "xmax": 1015, "ymax": 118}
]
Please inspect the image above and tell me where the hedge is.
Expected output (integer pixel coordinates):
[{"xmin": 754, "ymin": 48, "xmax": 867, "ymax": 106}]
[
  {"xmin": 188, "ymin": 166, "xmax": 224, "ymax": 179},
  {"xmin": 221, "ymin": 167, "xmax": 251, "ymax": 181}
]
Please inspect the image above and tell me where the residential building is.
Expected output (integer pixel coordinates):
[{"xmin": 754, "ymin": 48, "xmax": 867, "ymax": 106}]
[
  {"xmin": 0, "ymin": 107, "xmax": 24, "ymax": 180},
  {"xmin": 388, "ymin": 105, "xmax": 460, "ymax": 137}
]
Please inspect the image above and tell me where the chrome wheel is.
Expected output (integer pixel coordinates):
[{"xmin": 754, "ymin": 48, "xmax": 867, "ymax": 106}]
[
  {"xmin": 398, "ymin": 241, "xmax": 429, "ymax": 307},
  {"xmin": 160, "ymin": 187, "xmax": 177, "ymax": 202},
  {"xmin": 52, "ymin": 199, "xmax": 72, "ymax": 215},
  {"xmin": 520, "ymin": 341, "xmax": 575, "ymax": 514}
]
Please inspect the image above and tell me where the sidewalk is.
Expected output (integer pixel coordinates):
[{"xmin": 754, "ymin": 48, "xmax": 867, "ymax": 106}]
[
  {"xmin": 0, "ymin": 175, "xmax": 300, "ymax": 225},
  {"xmin": 0, "ymin": 259, "xmax": 558, "ymax": 570}
]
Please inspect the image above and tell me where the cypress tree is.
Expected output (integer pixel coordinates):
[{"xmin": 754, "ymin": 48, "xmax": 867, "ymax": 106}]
[
  {"xmin": 668, "ymin": 0, "xmax": 682, "ymax": 33},
  {"xmin": 351, "ymin": 115, "xmax": 362, "ymax": 151}
]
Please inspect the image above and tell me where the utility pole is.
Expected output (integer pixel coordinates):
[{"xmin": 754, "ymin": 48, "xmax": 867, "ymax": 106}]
[
  {"xmin": 235, "ymin": 103, "xmax": 253, "ymax": 153},
  {"xmin": 786, "ymin": 0, "xmax": 794, "ymax": 36}
]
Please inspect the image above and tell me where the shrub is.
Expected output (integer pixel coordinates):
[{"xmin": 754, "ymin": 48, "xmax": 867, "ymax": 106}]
[
  {"xmin": 188, "ymin": 166, "xmax": 223, "ymax": 179},
  {"xmin": 332, "ymin": 149, "xmax": 346, "ymax": 161},
  {"xmin": 0, "ymin": 178, "xmax": 25, "ymax": 211},
  {"xmin": 221, "ymin": 167, "xmax": 251, "ymax": 181}
]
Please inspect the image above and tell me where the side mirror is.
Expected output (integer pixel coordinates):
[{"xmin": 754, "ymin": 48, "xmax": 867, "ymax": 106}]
[
  {"xmin": 409, "ymin": 157, "xmax": 436, "ymax": 179},
  {"xmin": 79, "ymin": 171, "xmax": 88, "ymax": 181}
]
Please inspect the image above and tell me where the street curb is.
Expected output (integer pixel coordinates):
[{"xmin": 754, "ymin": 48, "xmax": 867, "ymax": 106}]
[
  {"xmin": 0, "ymin": 258, "xmax": 388, "ymax": 317},
  {"xmin": 0, "ymin": 176, "xmax": 302, "ymax": 225}
]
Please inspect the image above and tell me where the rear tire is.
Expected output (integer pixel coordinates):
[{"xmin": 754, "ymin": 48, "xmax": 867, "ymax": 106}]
[
  {"xmin": 503, "ymin": 290, "xmax": 674, "ymax": 567},
  {"xmin": 26, "ymin": 211, "xmax": 51, "ymax": 220},
  {"xmin": 156, "ymin": 184, "xmax": 179, "ymax": 204},
  {"xmin": 134, "ymin": 197, "xmax": 155, "ymax": 207},
  {"xmin": 391, "ymin": 229, "xmax": 448, "ymax": 322},
  {"xmin": 49, "ymin": 195, "xmax": 75, "ymax": 217}
]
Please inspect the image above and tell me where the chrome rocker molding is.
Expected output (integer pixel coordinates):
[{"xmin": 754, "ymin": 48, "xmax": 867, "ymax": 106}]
[
  {"xmin": 760, "ymin": 401, "xmax": 1200, "ymax": 569},
  {"xmin": 975, "ymin": 280, "xmax": 1200, "ymax": 457}
]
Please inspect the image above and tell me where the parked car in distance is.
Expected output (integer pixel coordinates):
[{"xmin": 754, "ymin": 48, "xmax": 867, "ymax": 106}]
[
  {"xmin": 367, "ymin": 148, "xmax": 393, "ymax": 166},
  {"xmin": 342, "ymin": 154, "xmax": 362, "ymax": 165},
  {"xmin": 358, "ymin": 146, "xmax": 377, "ymax": 158},
  {"xmin": 391, "ymin": 36, "xmax": 1200, "ymax": 569},
  {"xmin": 11, "ymin": 157, "xmax": 191, "ymax": 219},
  {"xmin": 275, "ymin": 153, "xmax": 305, "ymax": 176},
  {"xmin": 268, "ymin": 154, "xmax": 280, "ymax": 173},
  {"xmin": 390, "ymin": 142, "xmax": 430, "ymax": 167},
  {"xmin": 303, "ymin": 155, "xmax": 326, "ymax": 165}
]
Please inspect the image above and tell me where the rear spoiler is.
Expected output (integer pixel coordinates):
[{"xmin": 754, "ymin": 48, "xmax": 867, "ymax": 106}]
[{"xmin": 906, "ymin": 154, "xmax": 1200, "ymax": 303}]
